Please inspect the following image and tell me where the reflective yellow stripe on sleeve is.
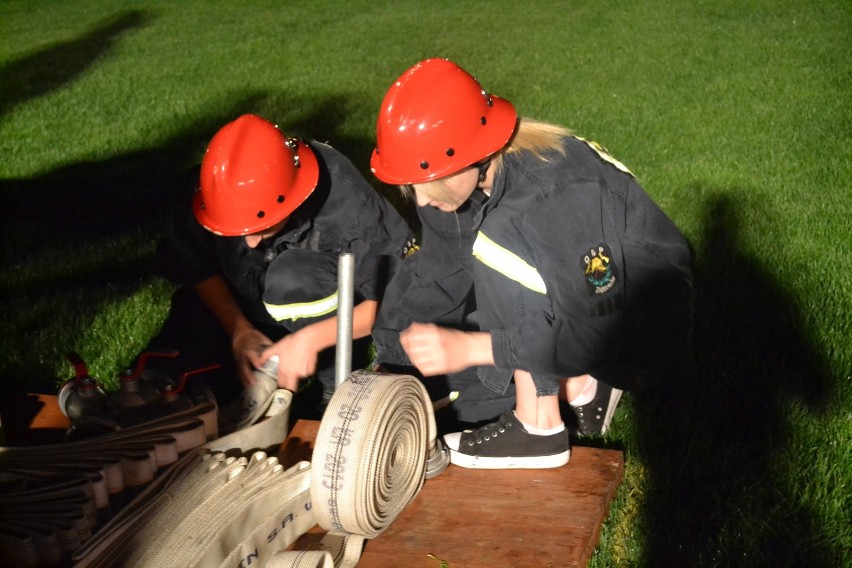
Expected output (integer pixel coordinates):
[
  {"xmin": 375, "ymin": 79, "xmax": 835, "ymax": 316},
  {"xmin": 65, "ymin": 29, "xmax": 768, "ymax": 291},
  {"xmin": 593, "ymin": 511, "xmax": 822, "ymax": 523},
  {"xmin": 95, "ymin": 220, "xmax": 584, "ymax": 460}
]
[
  {"xmin": 264, "ymin": 291, "xmax": 339, "ymax": 322},
  {"xmin": 472, "ymin": 232, "xmax": 547, "ymax": 295}
]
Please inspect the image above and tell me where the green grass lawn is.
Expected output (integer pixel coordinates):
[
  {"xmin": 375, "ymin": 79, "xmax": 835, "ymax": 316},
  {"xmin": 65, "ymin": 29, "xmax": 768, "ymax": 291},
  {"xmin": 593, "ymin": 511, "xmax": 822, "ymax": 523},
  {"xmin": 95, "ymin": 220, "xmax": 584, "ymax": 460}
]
[{"xmin": 1, "ymin": 1, "xmax": 850, "ymax": 565}]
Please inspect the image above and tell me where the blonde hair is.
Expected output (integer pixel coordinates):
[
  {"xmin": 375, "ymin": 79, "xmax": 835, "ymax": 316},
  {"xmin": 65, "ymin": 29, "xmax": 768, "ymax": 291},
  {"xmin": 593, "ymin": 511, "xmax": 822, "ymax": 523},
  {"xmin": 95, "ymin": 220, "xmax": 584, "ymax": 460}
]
[{"xmin": 492, "ymin": 117, "xmax": 571, "ymax": 171}]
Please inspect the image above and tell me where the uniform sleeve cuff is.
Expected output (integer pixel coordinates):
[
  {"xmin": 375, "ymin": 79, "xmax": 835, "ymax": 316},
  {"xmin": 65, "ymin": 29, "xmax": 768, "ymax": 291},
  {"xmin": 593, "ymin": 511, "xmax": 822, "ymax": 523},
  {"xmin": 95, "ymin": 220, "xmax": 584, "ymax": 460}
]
[{"xmin": 374, "ymin": 344, "xmax": 412, "ymax": 367}]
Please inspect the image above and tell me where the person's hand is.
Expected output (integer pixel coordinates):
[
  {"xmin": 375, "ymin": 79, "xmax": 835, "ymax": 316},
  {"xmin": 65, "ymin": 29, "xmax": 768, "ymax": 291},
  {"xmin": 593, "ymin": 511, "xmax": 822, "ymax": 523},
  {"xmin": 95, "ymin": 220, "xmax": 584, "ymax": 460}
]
[
  {"xmin": 400, "ymin": 323, "xmax": 484, "ymax": 376},
  {"xmin": 261, "ymin": 329, "xmax": 322, "ymax": 392},
  {"xmin": 232, "ymin": 325, "xmax": 272, "ymax": 388}
]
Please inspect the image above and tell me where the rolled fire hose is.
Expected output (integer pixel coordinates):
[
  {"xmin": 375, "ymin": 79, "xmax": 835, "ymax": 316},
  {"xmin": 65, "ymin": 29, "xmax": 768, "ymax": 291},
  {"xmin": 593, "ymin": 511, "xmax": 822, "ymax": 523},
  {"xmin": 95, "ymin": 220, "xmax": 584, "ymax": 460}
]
[
  {"xmin": 69, "ymin": 370, "xmax": 436, "ymax": 568},
  {"xmin": 1, "ymin": 370, "xmax": 438, "ymax": 568},
  {"xmin": 1, "ymin": 253, "xmax": 449, "ymax": 567}
]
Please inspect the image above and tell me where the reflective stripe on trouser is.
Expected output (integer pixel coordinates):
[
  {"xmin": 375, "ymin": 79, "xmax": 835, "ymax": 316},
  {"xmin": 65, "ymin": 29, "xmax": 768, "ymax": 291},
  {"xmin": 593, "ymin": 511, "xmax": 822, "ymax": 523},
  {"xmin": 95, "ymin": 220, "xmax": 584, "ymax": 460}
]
[
  {"xmin": 262, "ymin": 248, "xmax": 341, "ymax": 325},
  {"xmin": 265, "ymin": 291, "xmax": 338, "ymax": 321},
  {"xmin": 260, "ymin": 248, "xmax": 372, "ymax": 394}
]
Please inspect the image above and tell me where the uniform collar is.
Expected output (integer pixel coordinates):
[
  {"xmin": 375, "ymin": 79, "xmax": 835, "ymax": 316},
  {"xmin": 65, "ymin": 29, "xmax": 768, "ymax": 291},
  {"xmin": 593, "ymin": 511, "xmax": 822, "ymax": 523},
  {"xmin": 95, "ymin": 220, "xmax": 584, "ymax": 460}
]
[{"xmin": 472, "ymin": 156, "xmax": 509, "ymax": 226}]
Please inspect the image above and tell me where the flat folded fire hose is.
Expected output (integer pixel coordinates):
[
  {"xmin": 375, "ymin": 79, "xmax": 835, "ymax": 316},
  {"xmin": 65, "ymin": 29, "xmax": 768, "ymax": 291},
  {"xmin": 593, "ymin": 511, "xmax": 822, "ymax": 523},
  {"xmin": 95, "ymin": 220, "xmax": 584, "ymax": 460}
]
[
  {"xmin": 0, "ymin": 370, "xmax": 438, "ymax": 568},
  {"xmin": 1, "ymin": 253, "xmax": 444, "ymax": 567},
  {"xmin": 0, "ymin": 399, "xmax": 219, "ymax": 566}
]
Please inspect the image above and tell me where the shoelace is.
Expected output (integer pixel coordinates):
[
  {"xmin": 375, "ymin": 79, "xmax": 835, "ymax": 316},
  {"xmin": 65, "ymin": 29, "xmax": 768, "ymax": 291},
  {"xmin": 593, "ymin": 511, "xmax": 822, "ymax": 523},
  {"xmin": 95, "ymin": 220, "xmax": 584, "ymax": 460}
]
[{"xmin": 465, "ymin": 414, "xmax": 514, "ymax": 446}]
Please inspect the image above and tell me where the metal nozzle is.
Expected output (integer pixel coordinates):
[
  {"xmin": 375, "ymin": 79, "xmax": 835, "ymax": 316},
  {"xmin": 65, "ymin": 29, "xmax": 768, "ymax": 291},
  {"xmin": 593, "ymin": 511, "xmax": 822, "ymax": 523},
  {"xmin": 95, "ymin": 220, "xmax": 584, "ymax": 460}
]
[{"xmin": 425, "ymin": 437, "xmax": 451, "ymax": 479}]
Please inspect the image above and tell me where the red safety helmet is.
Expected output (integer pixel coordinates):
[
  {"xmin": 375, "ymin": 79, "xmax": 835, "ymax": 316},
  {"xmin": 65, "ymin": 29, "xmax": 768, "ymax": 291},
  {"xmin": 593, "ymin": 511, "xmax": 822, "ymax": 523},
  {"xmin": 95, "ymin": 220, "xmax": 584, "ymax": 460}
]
[
  {"xmin": 193, "ymin": 114, "xmax": 319, "ymax": 236},
  {"xmin": 371, "ymin": 58, "xmax": 517, "ymax": 185}
]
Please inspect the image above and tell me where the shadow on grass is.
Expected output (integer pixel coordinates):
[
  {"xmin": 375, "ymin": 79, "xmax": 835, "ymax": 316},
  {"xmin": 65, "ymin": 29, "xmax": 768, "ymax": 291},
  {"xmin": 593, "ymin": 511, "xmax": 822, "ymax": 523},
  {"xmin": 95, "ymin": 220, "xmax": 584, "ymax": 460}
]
[
  {"xmin": 0, "ymin": 96, "xmax": 253, "ymax": 395},
  {"xmin": 633, "ymin": 193, "xmax": 837, "ymax": 565},
  {"xmin": 0, "ymin": 11, "xmax": 151, "ymax": 116},
  {"xmin": 0, "ymin": 58, "xmax": 386, "ymax": 399},
  {"xmin": 0, "ymin": 2, "xmax": 403, "ymax": 410}
]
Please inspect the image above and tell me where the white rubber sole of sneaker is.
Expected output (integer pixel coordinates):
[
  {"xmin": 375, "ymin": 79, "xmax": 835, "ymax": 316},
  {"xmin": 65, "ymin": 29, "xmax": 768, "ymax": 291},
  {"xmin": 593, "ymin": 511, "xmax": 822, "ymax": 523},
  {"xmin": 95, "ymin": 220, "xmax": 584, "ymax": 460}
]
[{"xmin": 448, "ymin": 448, "xmax": 571, "ymax": 469}]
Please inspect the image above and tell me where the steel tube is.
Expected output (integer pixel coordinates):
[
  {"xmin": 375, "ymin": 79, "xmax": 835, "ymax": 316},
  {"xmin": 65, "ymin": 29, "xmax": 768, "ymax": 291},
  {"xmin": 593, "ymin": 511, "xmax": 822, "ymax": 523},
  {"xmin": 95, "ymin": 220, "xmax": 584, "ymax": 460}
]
[{"xmin": 335, "ymin": 252, "xmax": 355, "ymax": 386}]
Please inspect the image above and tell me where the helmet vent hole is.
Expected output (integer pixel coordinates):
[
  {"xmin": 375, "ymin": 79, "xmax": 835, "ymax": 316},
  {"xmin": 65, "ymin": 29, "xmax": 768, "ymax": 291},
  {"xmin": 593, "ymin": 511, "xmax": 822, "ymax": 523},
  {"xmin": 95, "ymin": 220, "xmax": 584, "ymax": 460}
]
[
  {"xmin": 481, "ymin": 117, "xmax": 487, "ymax": 125},
  {"xmin": 277, "ymin": 195, "xmax": 285, "ymax": 203},
  {"xmin": 257, "ymin": 211, "xmax": 266, "ymax": 219},
  {"xmin": 420, "ymin": 161, "xmax": 429, "ymax": 169},
  {"xmin": 446, "ymin": 148, "xmax": 455, "ymax": 157}
]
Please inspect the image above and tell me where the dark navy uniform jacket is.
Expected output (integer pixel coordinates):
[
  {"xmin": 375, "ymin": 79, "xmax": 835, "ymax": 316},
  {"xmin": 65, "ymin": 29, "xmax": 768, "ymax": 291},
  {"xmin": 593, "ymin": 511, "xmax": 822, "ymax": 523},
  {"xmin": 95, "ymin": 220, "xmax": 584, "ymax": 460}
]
[
  {"xmin": 159, "ymin": 141, "xmax": 414, "ymax": 332},
  {"xmin": 374, "ymin": 135, "xmax": 693, "ymax": 395}
]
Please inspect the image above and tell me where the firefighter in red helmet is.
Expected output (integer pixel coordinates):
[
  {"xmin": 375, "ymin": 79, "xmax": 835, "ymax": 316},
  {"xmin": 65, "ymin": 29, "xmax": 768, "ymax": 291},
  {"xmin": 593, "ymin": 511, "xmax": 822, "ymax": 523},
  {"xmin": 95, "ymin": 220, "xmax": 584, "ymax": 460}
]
[
  {"xmin": 371, "ymin": 59, "xmax": 693, "ymax": 469},
  {"xmin": 150, "ymin": 114, "xmax": 413, "ymax": 419}
]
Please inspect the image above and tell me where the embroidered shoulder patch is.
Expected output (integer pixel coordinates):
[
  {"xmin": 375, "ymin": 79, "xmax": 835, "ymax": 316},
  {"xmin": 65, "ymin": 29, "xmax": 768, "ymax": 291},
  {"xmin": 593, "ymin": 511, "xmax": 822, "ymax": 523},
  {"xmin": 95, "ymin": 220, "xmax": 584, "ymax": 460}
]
[
  {"xmin": 402, "ymin": 237, "xmax": 420, "ymax": 258},
  {"xmin": 581, "ymin": 243, "xmax": 617, "ymax": 295}
]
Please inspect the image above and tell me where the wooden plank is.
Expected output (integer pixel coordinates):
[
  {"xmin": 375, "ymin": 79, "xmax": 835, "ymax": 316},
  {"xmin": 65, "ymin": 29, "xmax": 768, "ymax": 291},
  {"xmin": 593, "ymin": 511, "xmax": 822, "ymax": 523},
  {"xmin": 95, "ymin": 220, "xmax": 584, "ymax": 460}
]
[
  {"xmin": 279, "ymin": 419, "xmax": 624, "ymax": 568},
  {"xmin": 1, "ymin": 397, "xmax": 624, "ymax": 566}
]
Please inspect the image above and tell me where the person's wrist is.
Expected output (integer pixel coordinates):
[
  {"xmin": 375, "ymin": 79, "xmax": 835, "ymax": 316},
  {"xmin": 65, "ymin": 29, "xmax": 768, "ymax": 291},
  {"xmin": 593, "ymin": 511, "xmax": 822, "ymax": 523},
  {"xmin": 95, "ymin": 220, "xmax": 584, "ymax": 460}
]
[
  {"xmin": 304, "ymin": 322, "xmax": 335, "ymax": 351},
  {"xmin": 469, "ymin": 331, "xmax": 494, "ymax": 366},
  {"xmin": 231, "ymin": 320, "xmax": 255, "ymax": 340}
]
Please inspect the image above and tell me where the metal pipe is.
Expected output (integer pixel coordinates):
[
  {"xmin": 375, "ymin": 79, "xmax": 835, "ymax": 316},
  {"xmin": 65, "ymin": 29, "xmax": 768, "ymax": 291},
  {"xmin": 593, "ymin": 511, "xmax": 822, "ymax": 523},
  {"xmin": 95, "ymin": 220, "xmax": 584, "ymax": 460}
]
[{"xmin": 335, "ymin": 252, "xmax": 355, "ymax": 387}]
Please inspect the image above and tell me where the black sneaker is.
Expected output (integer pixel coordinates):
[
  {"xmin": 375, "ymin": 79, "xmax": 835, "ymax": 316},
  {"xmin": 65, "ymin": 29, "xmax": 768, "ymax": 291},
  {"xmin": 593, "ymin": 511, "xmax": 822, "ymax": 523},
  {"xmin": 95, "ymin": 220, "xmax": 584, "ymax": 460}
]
[
  {"xmin": 572, "ymin": 381, "xmax": 623, "ymax": 436},
  {"xmin": 443, "ymin": 411, "xmax": 570, "ymax": 469}
]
